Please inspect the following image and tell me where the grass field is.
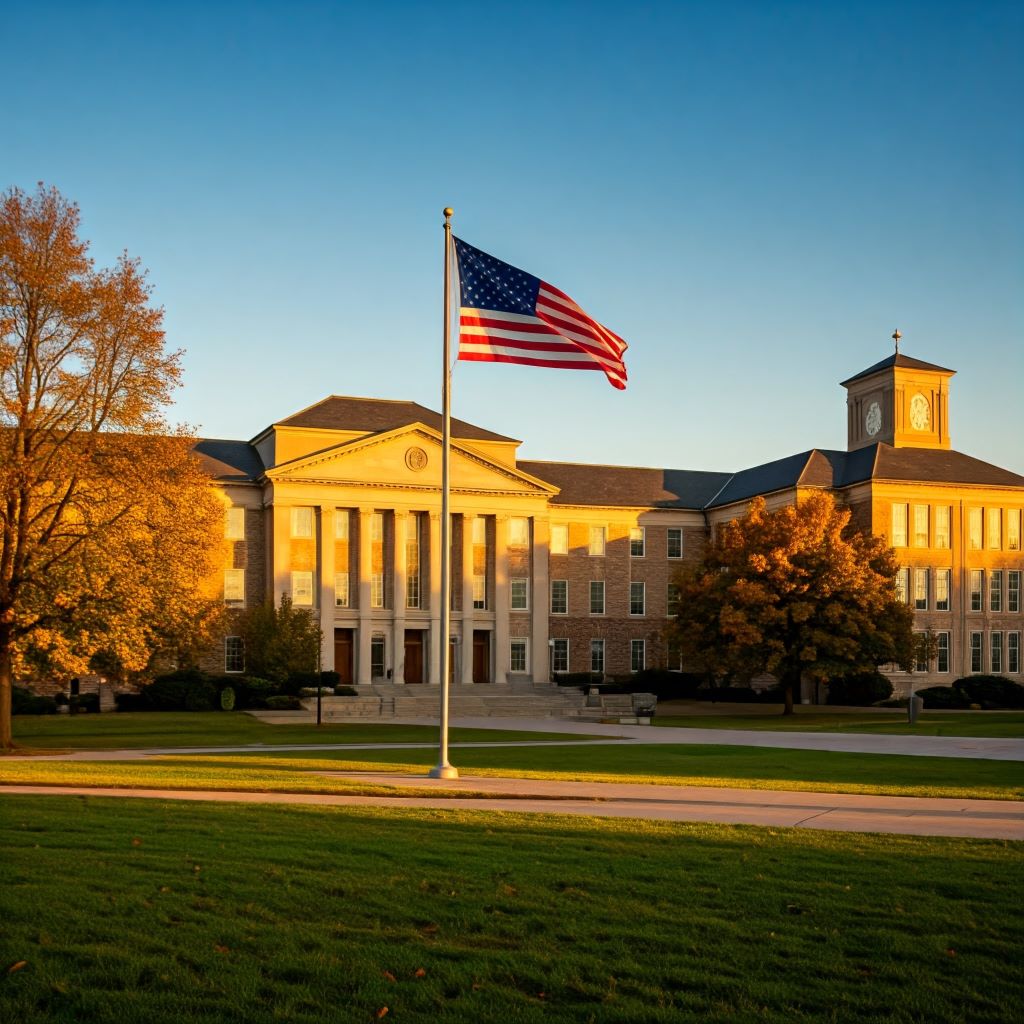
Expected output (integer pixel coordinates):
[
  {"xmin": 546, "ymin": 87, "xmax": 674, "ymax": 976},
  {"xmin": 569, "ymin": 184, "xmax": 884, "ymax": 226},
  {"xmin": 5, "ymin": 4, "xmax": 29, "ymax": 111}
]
[
  {"xmin": 654, "ymin": 707, "xmax": 1024, "ymax": 738},
  {"xmin": 1, "ymin": 796, "xmax": 1022, "ymax": 1023},
  {"xmin": 4, "ymin": 742, "xmax": 1023, "ymax": 801}
]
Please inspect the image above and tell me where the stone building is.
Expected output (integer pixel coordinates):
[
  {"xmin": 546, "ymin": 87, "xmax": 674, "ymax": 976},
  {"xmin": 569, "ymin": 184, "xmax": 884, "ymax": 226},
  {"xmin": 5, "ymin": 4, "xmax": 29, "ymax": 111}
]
[{"xmin": 195, "ymin": 351, "xmax": 1024, "ymax": 696}]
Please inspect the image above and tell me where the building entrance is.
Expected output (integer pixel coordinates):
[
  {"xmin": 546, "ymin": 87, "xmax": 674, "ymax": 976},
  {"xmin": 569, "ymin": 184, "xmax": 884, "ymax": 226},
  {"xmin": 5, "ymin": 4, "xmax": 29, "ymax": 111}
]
[
  {"xmin": 472, "ymin": 630, "xmax": 491, "ymax": 684},
  {"xmin": 333, "ymin": 629, "xmax": 354, "ymax": 685},
  {"xmin": 404, "ymin": 630, "xmax": 425, "ymax": 684}
]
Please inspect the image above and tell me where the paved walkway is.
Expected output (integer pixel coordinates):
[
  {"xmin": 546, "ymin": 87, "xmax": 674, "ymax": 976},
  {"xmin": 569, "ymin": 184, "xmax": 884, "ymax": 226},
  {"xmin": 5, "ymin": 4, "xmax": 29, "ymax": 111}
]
[{"xmin": 4, "ymin": 775, "xmax": 1023, "ymax": 839}]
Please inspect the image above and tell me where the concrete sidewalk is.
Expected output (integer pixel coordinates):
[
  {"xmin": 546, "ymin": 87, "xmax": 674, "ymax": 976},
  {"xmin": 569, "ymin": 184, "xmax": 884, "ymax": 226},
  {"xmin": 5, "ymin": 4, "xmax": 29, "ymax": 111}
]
[{"xmin": 3, "ymin": 775, "xmax": 1022, "ymax": 839}]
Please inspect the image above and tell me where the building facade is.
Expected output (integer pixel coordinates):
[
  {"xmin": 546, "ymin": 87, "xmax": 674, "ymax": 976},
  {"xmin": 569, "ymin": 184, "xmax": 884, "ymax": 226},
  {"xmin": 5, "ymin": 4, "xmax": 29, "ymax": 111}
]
[{"xmin": 196, "ymin": 352, "xmax": 1024, "ymax": 695}]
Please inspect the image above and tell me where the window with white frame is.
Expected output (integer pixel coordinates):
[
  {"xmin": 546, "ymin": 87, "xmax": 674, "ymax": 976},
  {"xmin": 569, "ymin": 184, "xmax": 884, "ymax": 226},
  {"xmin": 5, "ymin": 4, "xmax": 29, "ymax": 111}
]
[
  {"xmin": 914, "ymin": 568, "xmax": 929, "ymax": 611},
  {"xmin": 472, "ymin": 575, "xmax": 487, "ymax": 610},
  {"xmin": 551, "ymin": 638, "xmax": 569, "ymax": 674},
  {"xmin": 991, "ymin": 632, "xmax": 1003, "ymax": 673},
  {"xmin": 936, "ymin": 569, "xmax": 951, "ymax": 611},
  {"xmin": 370, "ymin": 635, "xmax": 386, "ymax": 679},
  {"xmin": 509, "ymin": 517, "xmax": 529, "ymax": 546},
  {"xmin": 291, "ymin": 507, "xmax": 313, "ymax": 539},
  {"xmin": 936, "ymin": 631, "xmax": 950, "ymax": 673},
  {"xmin": 370, "ymin": 572, "xmax": 385, "ymax": 609},
  {"xmin": 291, "ymin": 571, "xmax": 314, "ymax": 606},
  {"xmin": 935, "ymin": 506, "xmax": 951, "ymax": 549},
  {"xmin": 631, "ymin": 639, "xmax": 645, "ymax": 673},
  {"xmin": 1009, "ymin": 510, "xmax": 1021, "ymax": 552},
  {"xmin": 988, "ymin": 508, "xmax": 1002, "ymax": 550},
  {"xmin": 667, "ymin": 528, "xmax": 683, "ymax": 559},
  {"xmin": 630, "ymin": 581, "xmax": 646, "ymax": 616},
  {"xmin": 914, "ymin": 631, "xmax": 928, "ymax": 673},
  {"xmin": 667, "ymin": 583, "xmax": 681, "ymax": 617},
  {"xmin": 589, "ymin": 580, "xmax": 605, "ymax": 615},
  {"xmin": 1009, "ymin": 571, "xmax": 1021, "ymax": 614},
  {"xmin": 590, "ymin": 638, "xmax": 605, "ymax": 674},
  {"xmin": 406, "ymin": 514, "xmax": 420, "ymax": 609},
  {"xmin": 895, "ymin": 567, "xmax": 910, "ymax": 604},
  {"xmin": 1009, "ymin": 632, "xmax": 1020, "ymax": 674},
  {"xmin": 335, "ymin": 572, "xmax": 350, "ymax": 608},
  {"xmin": 511, "ymin": 578, "xmax": 529, "ymax": 611},
  {"xmin": 550, "ymin": 579, "xmax": 568, "ymax": 615},
  {"xmin": 588, "ymin": 526, "xmax": 606, "ymax": 556},
  {"xmin": 225, "ymin": 636, "xmax": 245, "ymax": 673},
  {"xmin": 335, "ymin": 509, "xmax": 350, "ymax": 540},
  {"xmin": 630, "ymin": 527, "xmax": 645, "ymax": 557},
  {"xmin": 990, "ymin": 570, "xmax": 1003, "ymax": 613},
  {"xmin": 891, "ymin": 504, "xmax": 908, "ymax": 547},
  {"xmin": 912, "ymin": 505, "xmax": 929, "ymax": 548},
  {"xmin": 970, "ymin": 569, "xmax": 983, "ymax": 612},
  {"xmin": 968, "ymin": 508, "xmax": 983, "ymax": 550},
  {"xmin": 509, "ymin": 638, "xmax": 528, "ymax": 673},
  {"xmin": 550, "ymin": 524, "xmax": 569, "ymax": 555},
  {"xmin": 224, "ymin": 568, "xmax": 245, "ymax": 605},
  {"xmin": 225, "ymin": 506, "xmax": 245, "ymax": 540},
  {"xmin": 970, "ymin": 631, "xmax": 983, "ymax": 672}
]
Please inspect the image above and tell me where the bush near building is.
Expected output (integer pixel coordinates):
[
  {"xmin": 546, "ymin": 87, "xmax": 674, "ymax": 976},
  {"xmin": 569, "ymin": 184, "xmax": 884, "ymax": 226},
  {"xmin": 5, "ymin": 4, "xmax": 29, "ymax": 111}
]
[
  {"xmin": 825, "ymin": 672, "xmax": 894, "ymax": 707},
  {"xmin": 917, "ymin": 675, "xmax": 1024, "ymax": 710}
]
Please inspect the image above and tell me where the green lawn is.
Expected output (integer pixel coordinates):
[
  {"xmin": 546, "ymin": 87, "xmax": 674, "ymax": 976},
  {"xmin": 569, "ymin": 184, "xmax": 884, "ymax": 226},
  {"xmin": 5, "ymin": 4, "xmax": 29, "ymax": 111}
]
[
  {"xmin": 7, "ymin": 712, "xmax": 593, "ymax": 752},
  {"xmin": 1, "ymin": 797, "xmax": 1021, "ymax": 1023},
  {"xmin": 654, "ymin": 707, "xmax": 1024, "ymax": 738},
  {"xmin": 4, "ymin": 742, "xmax": 1022, "ymax": 801}
]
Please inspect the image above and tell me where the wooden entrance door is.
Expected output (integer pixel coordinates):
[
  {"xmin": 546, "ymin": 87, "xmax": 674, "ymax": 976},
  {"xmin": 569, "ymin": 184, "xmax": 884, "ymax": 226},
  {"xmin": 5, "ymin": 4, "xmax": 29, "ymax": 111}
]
[
  {"xmin": 472, "ymin": 630, "xmax": 490, "ymax": 685},
  {"xmin": 333, "ymin": 629, "xmax": 354, "ymax": 685},
  {"xmin": 404, "ymin": 630, "xmax": 424, "ymax": 684}
]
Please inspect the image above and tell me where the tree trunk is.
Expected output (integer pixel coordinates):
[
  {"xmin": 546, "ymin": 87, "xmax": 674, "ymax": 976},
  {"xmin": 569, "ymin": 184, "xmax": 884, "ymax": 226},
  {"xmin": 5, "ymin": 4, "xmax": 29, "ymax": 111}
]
[
  {"xmin": 782, "ymin": 671, "xmax": 797, "ymax": 716},
  {"xmin": 0, "ymin": 645, "xmax": 13, "ymax": 750}
]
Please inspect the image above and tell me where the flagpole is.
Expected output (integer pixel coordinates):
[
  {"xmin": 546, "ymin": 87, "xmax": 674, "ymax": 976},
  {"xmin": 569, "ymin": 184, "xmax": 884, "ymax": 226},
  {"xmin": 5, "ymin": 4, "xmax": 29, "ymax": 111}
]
[{"xmin": 430, "ymin": 207, "xmax": 458, "ymax": 779}]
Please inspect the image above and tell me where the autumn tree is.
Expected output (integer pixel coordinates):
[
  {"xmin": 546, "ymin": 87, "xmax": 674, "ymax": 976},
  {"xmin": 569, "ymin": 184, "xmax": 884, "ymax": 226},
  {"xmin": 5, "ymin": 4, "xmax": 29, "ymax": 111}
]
[
  {"xmin": 664, "ymin": 492, "xmax": 917, "ymax": 715},
  {"xmin": 238, "ymin": 595, "xmax": 323, "ymax": 684},
  {"xmin": 0, "ymin": 184, "xmax": 225, "ymax": 748}
]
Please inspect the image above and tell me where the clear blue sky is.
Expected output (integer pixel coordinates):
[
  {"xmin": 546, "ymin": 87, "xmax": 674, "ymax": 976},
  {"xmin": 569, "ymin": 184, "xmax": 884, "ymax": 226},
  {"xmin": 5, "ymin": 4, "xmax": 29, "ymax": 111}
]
[{"xmin": 6, "ymin": 1, "xmax": 1022, "ymax": 473}]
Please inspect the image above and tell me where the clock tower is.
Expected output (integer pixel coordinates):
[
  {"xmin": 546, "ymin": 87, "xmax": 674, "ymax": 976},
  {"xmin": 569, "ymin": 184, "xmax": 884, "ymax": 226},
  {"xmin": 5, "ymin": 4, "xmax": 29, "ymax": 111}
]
[{"xmin": 841, "ymin": 343, "xmax": 955, "ymax": 453}]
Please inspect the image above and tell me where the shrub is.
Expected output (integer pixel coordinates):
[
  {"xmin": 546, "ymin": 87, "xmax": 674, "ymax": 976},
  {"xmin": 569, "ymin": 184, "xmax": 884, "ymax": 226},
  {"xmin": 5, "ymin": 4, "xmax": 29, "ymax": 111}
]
[
  {"xmin": 140, "ymin": 670, "xmax": 218, "ymax": 712},
  {"xmin": 265, "ymin": 695, "xmax": 304, "ymax": 711},
  {"xmin": 114, "ymin": 692, "xmax": 147, "ymax": 712},
  {"xmin": 226, "ymin": 676, "xmax": 278, "ymax": 710},
  {"xmin": 553, "ymin": 672, "xmax": 603, "ymax": 688},
  {"xmin": 334, "ymin": 685, "xmax": 359, "ymax": 697},
  {"xmin": 631, "ymin": 669, "xmax": 703, "ymax": 699},
  {"xmin": 298, "ymin": 687, "xmax": 334, "ymax": 697},
  {"xmin": 220, "ymin": 686, "xmax": 236, "ymax": 711},
  {"xmin": 917, "ymin": 686, "xmax": 969, "ymax": 709},
  {"xmin": 284, "ymin": 671, "xmax": 322, "ymax": 696},
  {"xmin": 319, "ymin": 671, "xmax": 340, "ymax": 689},
  {"xmin": 952, "ymin": 675, "xmax": 1024, "ymax": 709},
  {"xmin": 11, "ymin": 686, "xmax": 57, "ymax": 715},
  {"xmin": 70, "ymin": 693, "xmax": 100, "ymax": 714},
  {"xmin": 826, "ymin": 672, "xmax": 894, "ymax": 707}
]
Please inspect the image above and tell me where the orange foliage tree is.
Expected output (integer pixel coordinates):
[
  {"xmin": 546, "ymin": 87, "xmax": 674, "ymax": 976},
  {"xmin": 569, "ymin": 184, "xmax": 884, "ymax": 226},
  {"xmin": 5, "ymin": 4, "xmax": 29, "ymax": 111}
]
[
  {"xmin": 0, "ymin": 184, "xmax": 224, "ymax": 748},
  {"xmin": 664, "ymin": 493, "xmax": 917, "ymax": 714}
]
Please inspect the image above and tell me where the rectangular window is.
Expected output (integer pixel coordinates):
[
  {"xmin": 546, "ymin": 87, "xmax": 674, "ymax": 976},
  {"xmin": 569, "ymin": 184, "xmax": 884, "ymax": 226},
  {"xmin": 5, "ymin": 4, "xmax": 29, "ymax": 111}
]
[
  {"xmin": 914, "ymin": 632, "xmax": 928, "ymax": 673},
  {"xmin": 990, "ymin": 570, "xmax": 1003, "ymax": 613},
  {"xmin": 472, "ymin": 575, "xmax": 487, "ymax": 610},
  {"xmin": 291, "ymin": 507, "xmax": 313, "ymax": 539},
  {"xmin": 223, "ymin": 568, "xmax": 245, "ymax": 605},
  {"xmin": 370, "ymin": 512, "xmax": 384, "ymax": 543},
  {"xmin": 936, "ymin": 632, "xmax": 950, "ymax": 673},
  {"xmin": 509, "ymin": 638, "xmax": 528, "ymax": 673},
  {"xmin": 406, "ymin": 514, "xmax": 420, "ymax": 609},
  {"xmin": 667, "ymin": 528, "xmax": 683, "ymax": 559},
  {"xmin": 590, "ymin": 639, "xmax": 605, "ymax": 674},
  {"xmin": 1009, "ymin": 633, "xmax": 1020, "ymax": 674},
  {"xmin": 550, "ymin": 523, "xmax": 569, "ymax": 555},
  {"xmin": 511, "ymin": 577, "xmax": 529, "ymax": 611},
  {"xmin": 224, "ymin": 636, "xmax": 245, "ymax": 674},
  {"xmin": 912, "ymin": 505, "xmax": 929, "ymax": 548},
  {"xmin": 970, "ymin": 569, "xmax": 984, "ymax": 612},
  {"xmin": 630, "ymin": 581, "xmax": 646, "ymax": 616},
  {"xmin": 895, "ymin": 567, "xmax": 910, "ymax": 604},
  {"xmin": 988, "ymin": 508, "xmax": 1002, "ymax": 550},
  {"xmin": 370, "ymin": 572, "xmax": 385, "ymax": 609},
  {"xmin": 335, "ymin": 572, "xmax": 350, "ymax": 608},
  {"xmin": 1009, "ymin": 510, "xmax": 1021, "ymax": 551},
  {"xmin": 291, "ymin": 570, "xmax": 314, "ymax": 606},
  {"xmin": 509, "ymin": 517, "xmax": 529, "ymax": 546},
  {"xmin": 935, "ymin": 506, "xmax": 951, "ymax": 549},
  {"xmin": 335, "ymin": 510, "xmax": 350, "ymax": 540},
  {"xmin": 991, "ymin": 632, "xmax": 1003, "ymax": 673},
  {"xmin": 914, "ymin": 568, "xmax": 929, "ymax": 611},
  {"xmin": 370, "ymin": 635, "xmax": 386, "ymax": 679},
  {"xmin": 1009, "ymin": 571, "xmax": 1021, "ymax": 614},
  {"xmin": 935, "ymin": 569, "xmax": 951, "ymax": 611},
  {"xmin": 630, "ymin": 527, "xmax": 645, "ymax": 557},
  {"xmin": 550, "ymin": 579, "xmax": 568, "ymax": 615},
  {"xmin": 667, "ymin": 583, "xmax": 681, "ymax": 617},
  {"xmin": 968, "ymin": 508, "xmax": 983, "ymax": 550},
  {"xmin": 550, "ymin": 638, "xmax": 569, "ymax": 674},
  {"xmin": 589, "ymin": 526, "xmax": 606, "ymax": 556},
  {"xmin": 891, "ymin": 503, "xmax": 908, "ymax": 547},
  {"xmin": 631, "ymin": 639, "xmax": 645, "ymax": 673},
  {"xmin": 589, "ymin": 581, "xmax": 605, "ymax": 615},
  {"xmin": 970, "ymin": 631, "xmax": 983, "ymax": 673},
  {"xmin": 225, "ymin": 506, "xmax": 245, "ymax": 540}
]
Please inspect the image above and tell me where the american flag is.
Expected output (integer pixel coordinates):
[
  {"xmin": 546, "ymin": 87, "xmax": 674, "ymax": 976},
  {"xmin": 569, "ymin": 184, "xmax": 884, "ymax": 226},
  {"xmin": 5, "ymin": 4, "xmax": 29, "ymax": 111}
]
[{"xmin": 453, "ymin": 237, "xmax": 628, "ymax": 390}]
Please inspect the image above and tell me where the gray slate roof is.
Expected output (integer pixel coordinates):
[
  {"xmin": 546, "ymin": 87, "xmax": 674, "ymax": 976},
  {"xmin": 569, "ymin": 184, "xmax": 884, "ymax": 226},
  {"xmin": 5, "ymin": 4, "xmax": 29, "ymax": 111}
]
[
  {"xmin": 839, "ymin": 353, "xmax": 955, "ymax": 387},
  {"xmin": 192, "ymin": 439, "xmax": 265, "ymax": 482}
]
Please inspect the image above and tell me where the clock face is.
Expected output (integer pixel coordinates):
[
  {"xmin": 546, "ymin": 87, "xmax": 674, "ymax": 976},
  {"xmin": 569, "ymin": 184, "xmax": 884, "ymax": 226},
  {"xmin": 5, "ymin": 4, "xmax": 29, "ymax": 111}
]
[
  {"xmin": 910, "ymin": 393, "xmax": 930, "ymax": 431},
  {"xmin": 865, "ymin": 401, "xmax": 882, "ymax": 437}
]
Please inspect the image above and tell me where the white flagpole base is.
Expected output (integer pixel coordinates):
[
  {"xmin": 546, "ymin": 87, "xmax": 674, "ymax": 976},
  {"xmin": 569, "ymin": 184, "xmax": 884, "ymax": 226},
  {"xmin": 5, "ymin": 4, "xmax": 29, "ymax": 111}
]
[{"xmin": 429, "ymin": 765, "xmax": 460, "ymax": 779}]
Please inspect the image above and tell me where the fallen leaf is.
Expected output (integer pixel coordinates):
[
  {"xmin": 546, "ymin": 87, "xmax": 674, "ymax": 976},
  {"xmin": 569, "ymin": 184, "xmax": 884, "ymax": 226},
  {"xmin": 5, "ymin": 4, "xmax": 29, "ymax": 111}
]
[
  {"xmin": 420, "ymin": 923, "xmax": 438, "ymax": 935},
  {"xmin": 947, "ymin": 949, "xmax": 957, "ymax": 958},
  {"xmin": 214, "ymin": 944, "xmax": 230, "ymax": 955},
  {"xmin": 382, "ymin": 971, "xmax": 396, "ymax": 983},
  {"xmin": 376, "ymin": 1008, "xmax": 389, "ymax": 1019},
  {"xmin": 131, "ymin": 837, "xmax": 143, "ymax": 847},
  {"xmin": 7, "ymin": 961, "xmax": 28, "ymax": 974},
  {"xmin": 414, "ymin": 968, "xmax": 426, "ymax": 978}
]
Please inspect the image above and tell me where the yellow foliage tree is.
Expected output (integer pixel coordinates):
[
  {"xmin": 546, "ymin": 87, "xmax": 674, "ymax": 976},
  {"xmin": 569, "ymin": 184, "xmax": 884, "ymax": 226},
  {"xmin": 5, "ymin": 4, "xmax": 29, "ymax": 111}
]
[{"xmin": 0, "ymin": 184, "xmax": 224, "ymax": 748}]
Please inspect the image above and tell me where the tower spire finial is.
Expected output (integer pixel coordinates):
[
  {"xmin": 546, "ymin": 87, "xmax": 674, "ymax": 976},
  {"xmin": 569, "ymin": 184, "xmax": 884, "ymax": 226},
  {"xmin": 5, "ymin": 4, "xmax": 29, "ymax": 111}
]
[{"xmin": 892, "ymin": 328, "xmax": 901, "ymax": 355}]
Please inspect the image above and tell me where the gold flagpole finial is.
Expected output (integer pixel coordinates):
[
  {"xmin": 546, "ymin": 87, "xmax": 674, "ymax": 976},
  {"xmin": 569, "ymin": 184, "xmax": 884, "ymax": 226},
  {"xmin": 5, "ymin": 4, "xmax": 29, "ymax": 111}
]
[
  {"xmin": 892, "ymin": 329, "xmax": 901, "ymax": 354},
  {"xmin": 443, "ymin": 207, "xmax": 453, "ymax": 219}
]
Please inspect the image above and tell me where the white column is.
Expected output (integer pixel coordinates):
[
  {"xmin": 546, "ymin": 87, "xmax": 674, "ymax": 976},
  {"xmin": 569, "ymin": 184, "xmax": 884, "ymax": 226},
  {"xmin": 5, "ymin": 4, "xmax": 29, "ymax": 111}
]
[
  {"xmin": 318, "ymin": 505, "xmax": 335, "ymax": 673},
  {"xmin": 357, "ymin": 506, "xmax": 374, "ymax": 685},
  {"xmin": 461, "ymin": 514, "xmax": 476, "ymax": 684},
  {"xmin": 428, "ymin": 511, "xmax": 442, "ymax": 685},
  {"xmin": 272, "ymin": 504, "xmax": 290, "ymax": 607},
  {"xmin": 392, "ymin": 511, "xmax": 407, "ymax": 685},
  {"xmin": 493, "ymin": 514, "xmax": 510, "ymax": 684},
  {"xmin": 531, "ymin": 516, "xmax": 550, "ymax": 682}
]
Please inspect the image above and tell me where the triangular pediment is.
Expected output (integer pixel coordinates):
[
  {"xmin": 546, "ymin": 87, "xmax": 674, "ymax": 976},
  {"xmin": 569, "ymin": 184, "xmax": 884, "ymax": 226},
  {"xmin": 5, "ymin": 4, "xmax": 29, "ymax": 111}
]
[{"xmin": 265, "ymin": 423, "xmax": 558, "ymax": 496}]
